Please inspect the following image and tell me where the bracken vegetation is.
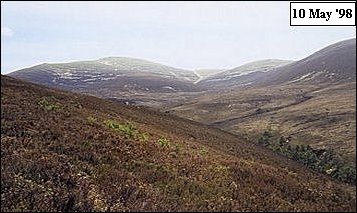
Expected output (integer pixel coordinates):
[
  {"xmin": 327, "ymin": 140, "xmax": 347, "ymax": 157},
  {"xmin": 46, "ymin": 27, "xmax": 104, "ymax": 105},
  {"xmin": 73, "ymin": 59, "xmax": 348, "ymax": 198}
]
[
  {"xmin": 38, "ymin": 96, "xmax": 63, "ymax": 111},
  {"xmin": 157, "ymin": 137, "xmax": 170, "ymax": 147},
  {"xmin": 1, "ymin": 75, "xmax": 356, "ymax": 212},
  {"xmin": 103, "ymin": 119, "xmax": 150, "ymax": 142}
]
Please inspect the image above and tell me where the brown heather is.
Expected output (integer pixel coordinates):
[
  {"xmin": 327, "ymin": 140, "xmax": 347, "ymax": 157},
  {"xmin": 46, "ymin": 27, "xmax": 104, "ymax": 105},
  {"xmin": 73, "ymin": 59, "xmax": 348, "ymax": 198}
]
[{"xmin": 1, "ymin": 75, "xmax": 356, "ymax": 212}]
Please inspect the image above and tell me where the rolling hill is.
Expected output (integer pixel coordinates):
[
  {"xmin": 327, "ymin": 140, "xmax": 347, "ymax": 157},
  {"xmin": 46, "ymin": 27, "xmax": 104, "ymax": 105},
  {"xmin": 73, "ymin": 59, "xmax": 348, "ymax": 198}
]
[
  {"xmin": 167, "ymin": 39, "xmax": 356, "ymax": 166},
  {"xmin": 1, "ymin": 75, "xmax": 356, "ymax": 211},
  {"xmin": 8, "ymin": 57, "xmax": 201, "ymax": 97},
  {"xmin": 261, "ymin": 38, "xmax": 356, "ymax": 86},
  {"xmin": 198, "ymin": 38, "xmax": 356, "ymax": 89},
  {"xmin": 198, "ymin": 59, "xmax": 292, "ymax": 89}
]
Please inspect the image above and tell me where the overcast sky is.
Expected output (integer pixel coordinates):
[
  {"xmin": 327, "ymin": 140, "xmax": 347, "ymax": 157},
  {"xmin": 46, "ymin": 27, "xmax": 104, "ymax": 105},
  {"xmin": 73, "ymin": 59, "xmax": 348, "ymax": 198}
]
[{"xmin": 1, "ymin": 1, "xmax": 356, "ymax": 73}]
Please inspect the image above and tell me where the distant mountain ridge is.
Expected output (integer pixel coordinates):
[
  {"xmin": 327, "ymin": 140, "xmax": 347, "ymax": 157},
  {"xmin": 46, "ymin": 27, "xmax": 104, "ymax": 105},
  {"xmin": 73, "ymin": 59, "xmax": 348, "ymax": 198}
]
[
  {"xmin": 8, "ymin": 57, "xmax": 201, "ymax": 94},
  {"xmin": 96, "ymin": 57, "xmax": 198, "ymax": 81},
  {"xmin": 198, "ymin": 38, "xmax": 356, "ymax": 90},
  {"xmin": 7, "ymin": 38, "xmax": 356, "ymax": 96},
  {"xmin": 262, "ymin": 38, "xmax": 356, "ymax": 85},
  {"xmin": 198, "ymin": 59, "xmax": 293, "ymax": 89}
]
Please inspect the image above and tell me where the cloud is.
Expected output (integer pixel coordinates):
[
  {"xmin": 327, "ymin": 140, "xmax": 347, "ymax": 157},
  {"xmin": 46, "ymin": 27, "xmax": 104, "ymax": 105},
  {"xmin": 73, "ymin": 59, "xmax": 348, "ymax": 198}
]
[{"xmin": 1, "ymin": 27, "xmax": 14, "ymax": 37}]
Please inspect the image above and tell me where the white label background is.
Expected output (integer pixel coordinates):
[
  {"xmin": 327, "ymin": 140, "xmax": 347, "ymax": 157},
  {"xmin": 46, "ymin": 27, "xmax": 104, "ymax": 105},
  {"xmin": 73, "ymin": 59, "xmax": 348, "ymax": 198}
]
[{"xmin": 291, "ymin": 2, "xmax": 355, "ymax": 26}]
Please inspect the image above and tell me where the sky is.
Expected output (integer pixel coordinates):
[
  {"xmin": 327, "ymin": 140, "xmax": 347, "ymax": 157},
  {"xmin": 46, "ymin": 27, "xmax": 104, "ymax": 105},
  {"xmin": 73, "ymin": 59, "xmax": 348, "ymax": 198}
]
[{"xmin": 1, "ymin": 1, "xmax": 356, "ymax": 74}]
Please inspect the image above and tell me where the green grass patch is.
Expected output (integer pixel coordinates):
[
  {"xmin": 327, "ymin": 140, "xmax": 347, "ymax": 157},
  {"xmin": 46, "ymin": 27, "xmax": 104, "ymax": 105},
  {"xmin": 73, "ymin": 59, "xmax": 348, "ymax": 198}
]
[
  {"xmin": 104, "ymin": 119, "xmax": 137, "ymax": 139},
  {"xmin": 87, "ymin": 116, "xmax": 97, "ymax": 125},
  {"xmin": 157, "ymin": 137, "xmax": 170, "ymax": 147},
  {"xmin": 199, "ymin": 148, "xmax": 208, "ymax": 155},
  {"xmin": 137, "ymin": 132, "xmax": 150, "ymax": 143},
  {"xmin": 38, "ymin": 97, "xmax": 62, "ymax": 111},
  {"xmin": 103, "ymin": 119, "xmax": 150, "ymax": 142}
]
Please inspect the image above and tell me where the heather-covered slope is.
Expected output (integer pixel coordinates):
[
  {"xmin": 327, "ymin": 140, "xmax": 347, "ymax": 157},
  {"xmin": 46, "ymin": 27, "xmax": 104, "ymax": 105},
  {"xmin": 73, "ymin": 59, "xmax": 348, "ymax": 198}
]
[{"xmin": 1, "ymin": 75, "xmax": 355, "ymax": 211}]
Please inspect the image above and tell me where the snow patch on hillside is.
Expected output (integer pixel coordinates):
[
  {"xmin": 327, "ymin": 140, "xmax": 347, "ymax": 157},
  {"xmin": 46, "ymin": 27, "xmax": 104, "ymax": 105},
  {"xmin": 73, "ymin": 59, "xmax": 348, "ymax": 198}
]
[
  {"xmin": 162, "ymin": 86, "xmax": 176, "ymax": 91},
  {"xmin": 289, "ymin": 72, "xmax": 314, "ymax": 83},
  {"xmin": 193, "ymin": 71, "xmax": 203, "ymax": 84}
]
